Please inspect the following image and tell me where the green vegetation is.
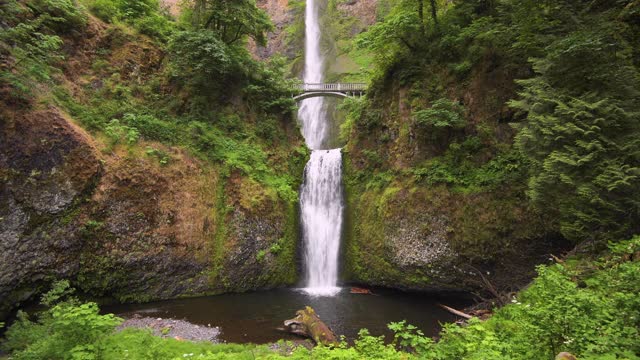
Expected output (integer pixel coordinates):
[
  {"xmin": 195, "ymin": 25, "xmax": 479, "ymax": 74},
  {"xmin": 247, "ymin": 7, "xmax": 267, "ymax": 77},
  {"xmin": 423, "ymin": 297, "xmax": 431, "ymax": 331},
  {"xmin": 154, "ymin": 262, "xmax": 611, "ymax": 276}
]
[
  {"xmin": 0, "ymin": 0, "xmax": 80, "ymax": 102},
  {"xmin": 345, "ymin": 0, "xmax": 640, "ymax": 246},
  {"xmin": 2, "ymin": 0, "xmax": 639, "ymax": 358},
  {"xmin": 2, "ymin": 0, "xmax": 304, "ymax": 202},
  {"xmin": 4, "ymin": 238, "xmax": 638, "ymax": 358},
  {"xmin": 84, "ymin": 0, "xmax": 174, "ymax": 39},
  {"xmin": 0, "ymin": 0, "xmax": 307, "ymax": 311}
]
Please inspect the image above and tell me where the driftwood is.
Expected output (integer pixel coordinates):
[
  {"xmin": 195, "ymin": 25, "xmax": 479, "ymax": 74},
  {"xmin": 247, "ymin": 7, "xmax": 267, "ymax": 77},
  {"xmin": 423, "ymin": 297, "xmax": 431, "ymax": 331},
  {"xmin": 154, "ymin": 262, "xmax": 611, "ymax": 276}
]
[
  {"xmin": 350, "ymin": 287, "xmax": 372, "ymax": 294},
  {"xmin": 284, "ymin": 306, "xmax": 338, "ymax": 346},
  {"xmin": 438, "ymin": 304, "xmax": 473, "ymax": 320}
]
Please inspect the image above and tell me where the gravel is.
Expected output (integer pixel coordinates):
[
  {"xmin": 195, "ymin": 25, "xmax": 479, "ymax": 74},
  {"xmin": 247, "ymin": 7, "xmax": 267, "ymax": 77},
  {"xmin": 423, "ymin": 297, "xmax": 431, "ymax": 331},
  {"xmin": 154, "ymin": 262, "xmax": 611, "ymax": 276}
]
[{"xmin": 118, "ymin": 315, "xmax": 221, "ymax": 343}]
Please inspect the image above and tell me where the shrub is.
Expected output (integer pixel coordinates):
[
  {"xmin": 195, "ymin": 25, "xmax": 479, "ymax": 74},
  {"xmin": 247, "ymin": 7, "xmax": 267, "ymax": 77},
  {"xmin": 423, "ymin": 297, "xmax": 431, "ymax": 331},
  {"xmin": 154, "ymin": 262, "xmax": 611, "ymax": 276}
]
[
  {"xmin": 2, "ymin": 281, "xmax": 122, "ymax": 359},
  {"xmin": 413, "ymin": 98, "xmax": 466, "ymax": 130},
  {"xmin": 133, "ymin": 14, "xmax": 174, "ymax": 40},
  {"xmin": 121, "ymin": 113, "xmax": 179, "ymax": 143},
  {"xmin": 0, "ymin": 1, "xmax": 64, "ymax": 102},
  {"xmin": 104, "ymin": 119, "xmax": 139, "ymax": 148},
  {"xmin": 31, "ymin": 0, "xmax": 88, "ymax": 32},
  {"xmin": 115, "ymin": 0, "xmax": 158, "ymax": 19},
  {"xmin": 88, "ymin": 0, "xmax": 119, "ymax": 23}
]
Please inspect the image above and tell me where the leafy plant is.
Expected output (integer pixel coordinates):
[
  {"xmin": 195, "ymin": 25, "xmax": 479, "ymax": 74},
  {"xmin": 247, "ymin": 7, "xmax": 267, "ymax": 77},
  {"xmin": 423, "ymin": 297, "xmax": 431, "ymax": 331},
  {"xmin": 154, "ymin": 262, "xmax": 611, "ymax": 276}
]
[
  {"xmin": 414, "ymin": 98, "xmax": 466, "ymax": 131},
  {"xmin": 388, "ymin": 320, "xmax": 434, "ymax": 354},
  {"xmin": 104, "ymin": 119, "xmax": 140, "ymax": 148},
  {"xmin": 145, "ymin": 146, "xmax": 171, "ymax": 166},
  {"xmin": 269, "ymin": 242, "xmax": 282, "ymax": 255},
  {"xmin": 2, "ymin": 281, "xmax": 122, "ymax": 359},
  {"xmin": 0, "ymin": 1, "xmax": 65, "ymax": 102}
]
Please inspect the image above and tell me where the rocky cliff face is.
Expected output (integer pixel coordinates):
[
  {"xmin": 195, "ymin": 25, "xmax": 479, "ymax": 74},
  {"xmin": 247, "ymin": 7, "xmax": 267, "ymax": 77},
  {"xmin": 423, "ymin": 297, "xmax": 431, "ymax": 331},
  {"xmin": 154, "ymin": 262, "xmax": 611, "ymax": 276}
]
[
  {"xmin": 252, "ymin": 0, "xmax": 298, "ymax": 60},
  {"xmin": 342, "ymin": 64, "xmax": 568, "ymax": 294},
  {"xmin": 0, "ymin": 104, "xmax": 300, "ymax": 319},
  {"xmin": 1, "ymin": 108, "xmax": 102, "ymax": 316},
  {"xmin": 0, "ymin": 15, "xmax": 304, "ymax": 319}
]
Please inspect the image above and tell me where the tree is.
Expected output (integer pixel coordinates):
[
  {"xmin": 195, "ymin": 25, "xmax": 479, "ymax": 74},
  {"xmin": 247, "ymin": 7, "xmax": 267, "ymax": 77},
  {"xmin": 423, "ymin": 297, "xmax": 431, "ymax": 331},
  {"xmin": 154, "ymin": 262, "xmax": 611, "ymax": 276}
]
[
  {"xmin": 512, "ymin": 23, "xmax": 640, "ymax": 243},
  {"xmin": 429, "ymin": 0, "xmax": 437, "ymax": 26},
  {"xmin": 190, "ymin": 0, "xmax": 273, "ymax": 46}
]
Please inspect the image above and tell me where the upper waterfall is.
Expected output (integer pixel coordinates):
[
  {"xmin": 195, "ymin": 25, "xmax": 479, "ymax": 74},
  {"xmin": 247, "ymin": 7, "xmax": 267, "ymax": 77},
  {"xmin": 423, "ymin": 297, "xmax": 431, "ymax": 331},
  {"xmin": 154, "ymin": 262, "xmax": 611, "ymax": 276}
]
[{"xmin": 298, "ymin": 0, "xmax": 328, "ymax": 150}]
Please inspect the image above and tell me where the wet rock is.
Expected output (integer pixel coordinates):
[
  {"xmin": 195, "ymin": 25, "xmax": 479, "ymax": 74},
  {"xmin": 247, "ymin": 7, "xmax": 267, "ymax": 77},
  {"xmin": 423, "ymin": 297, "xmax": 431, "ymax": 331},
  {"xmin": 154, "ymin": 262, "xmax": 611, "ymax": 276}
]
[
  {"xmin": 0, "ymin": 109, "xmax": 100, "ymax": 317},
  {"xmin": 389, "ymin": 216, "xmax": 454, "ymax": 267}
]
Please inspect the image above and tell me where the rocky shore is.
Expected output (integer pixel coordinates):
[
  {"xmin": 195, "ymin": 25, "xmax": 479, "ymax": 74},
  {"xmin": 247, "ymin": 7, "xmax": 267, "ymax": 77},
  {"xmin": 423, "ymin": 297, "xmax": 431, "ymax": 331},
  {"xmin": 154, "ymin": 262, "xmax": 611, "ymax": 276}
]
[{"xmin": 118, "ymin": 315, "xmax": 221, "ymax": 343}]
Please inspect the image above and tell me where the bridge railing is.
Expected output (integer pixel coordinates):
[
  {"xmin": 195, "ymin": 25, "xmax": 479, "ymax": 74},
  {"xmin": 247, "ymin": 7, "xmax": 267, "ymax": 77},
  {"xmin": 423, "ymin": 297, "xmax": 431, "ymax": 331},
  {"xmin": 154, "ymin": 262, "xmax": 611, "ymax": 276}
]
[{"xmin": 291, "ymin": 83, "xmax": 367, "ymax": 92}]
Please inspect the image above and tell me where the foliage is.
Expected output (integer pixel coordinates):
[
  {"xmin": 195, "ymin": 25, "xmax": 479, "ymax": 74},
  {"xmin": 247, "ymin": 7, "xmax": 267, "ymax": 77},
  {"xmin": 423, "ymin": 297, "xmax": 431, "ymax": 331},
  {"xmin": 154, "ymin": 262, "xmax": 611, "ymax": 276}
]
[
  {"xmin": 354, "ymin": 0, "xmax": 439, "ymax": 70},
  {"xmin": 30, "ymin": 0, "xmax": 88, "ymax": 32},
  {"xmin": 168, "ymin": 30, "xmax": 238, "ymax": 93},
  {"xmin": 338, "ymin": 96, "xmax": 367, "ymax": 143},
  {"xmin": 388, "ymin": 320, "xmax": 433, "ymax": 354},
  {"xmin": 511, "ymin": 21, "xmax": 640, "ymax": 243},
  {"xmin": 353, "ymin": 0, "xmax": 640, "ymax": 245},
  {"xmin": 431, "ymin": 236, "xmax": 640, "ymax": 360},
  {"xmin": 189, "ymin": 0, "xmax": 273, "ymax": 46},
  {"xmin": 2, "ymin": 281, "xmax": 123, "ymax": 359},
  {"xmin": 414, "ymin": 98, "xmax": 465, "ymax": 130},
  {"xmin": 104, "ymin": 119, "xmax": 140, "ymax": 148},
  {"xmin": 121, "ymin": 113, "xmax": 179, "ymax": 144},
  {"xmin": 413, "ymin": 98, "xmax": 466, "ymax": 143},
  {"xmin": 83, "ymin": 0, "xmax": 174, "ymax": 39},
  {"xmin": 86, "ymin": 0, "xmax": 118, "ymax": 23},
  {"xmin": 145, "ymin": 146, "xmax": 171, "ymax": 166},
  {"xmin": 0, "ymin": 0, "xmax": 65, "ymax": 102},
  {"xmin": 413, "ymin": 143, "xmax": 528, "ymax": 192},
  {"xmin": 243, "ymin": 56, "xmax": 298, "ymax": 115}
]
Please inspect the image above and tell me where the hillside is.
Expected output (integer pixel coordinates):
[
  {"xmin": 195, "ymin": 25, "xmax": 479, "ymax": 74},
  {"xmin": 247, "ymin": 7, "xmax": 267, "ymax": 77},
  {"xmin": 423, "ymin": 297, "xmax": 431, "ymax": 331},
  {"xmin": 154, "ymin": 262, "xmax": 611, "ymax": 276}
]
[{"xmin": 1, "ymin": 0, "xmax": 307, "ymax": 318}]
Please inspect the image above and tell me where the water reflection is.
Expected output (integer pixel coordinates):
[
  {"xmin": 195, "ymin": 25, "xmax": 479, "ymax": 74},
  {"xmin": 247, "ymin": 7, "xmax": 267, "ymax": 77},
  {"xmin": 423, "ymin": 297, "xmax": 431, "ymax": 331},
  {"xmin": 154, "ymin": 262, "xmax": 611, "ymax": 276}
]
[{"xmin": 105, "ymin": 288, "xmax": 468, "ymax": 344}]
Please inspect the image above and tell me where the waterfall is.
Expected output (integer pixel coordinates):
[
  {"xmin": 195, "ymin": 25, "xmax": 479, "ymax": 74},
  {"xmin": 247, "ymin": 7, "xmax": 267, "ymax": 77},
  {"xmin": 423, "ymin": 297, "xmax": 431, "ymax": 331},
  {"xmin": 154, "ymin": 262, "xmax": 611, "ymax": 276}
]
[
  {"xmin": 300, "ymin": 150, "xmax": 343, "ymax": 296},
  {"xmin": 298, "ymin": 0, "xmax": 327, "ymax": 150},
  {"xmin": 298, "ymin": 0, "xmax": 343, "ymax": 296}
]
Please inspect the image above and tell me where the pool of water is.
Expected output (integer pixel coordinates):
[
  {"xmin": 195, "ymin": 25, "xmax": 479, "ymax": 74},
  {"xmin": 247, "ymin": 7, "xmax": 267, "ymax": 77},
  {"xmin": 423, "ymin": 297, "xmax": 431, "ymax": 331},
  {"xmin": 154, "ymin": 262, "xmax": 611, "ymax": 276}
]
[{"xmin": 105, "ymin": 288, "xmax": 469, "ymax": 344}]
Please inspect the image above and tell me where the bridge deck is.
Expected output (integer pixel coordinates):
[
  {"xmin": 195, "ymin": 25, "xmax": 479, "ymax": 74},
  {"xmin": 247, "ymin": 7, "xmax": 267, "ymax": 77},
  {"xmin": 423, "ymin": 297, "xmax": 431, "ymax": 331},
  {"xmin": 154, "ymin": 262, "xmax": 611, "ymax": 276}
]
[{"xmin": 291, "ymin": 83, "xmax": 367, "ymax": 93}]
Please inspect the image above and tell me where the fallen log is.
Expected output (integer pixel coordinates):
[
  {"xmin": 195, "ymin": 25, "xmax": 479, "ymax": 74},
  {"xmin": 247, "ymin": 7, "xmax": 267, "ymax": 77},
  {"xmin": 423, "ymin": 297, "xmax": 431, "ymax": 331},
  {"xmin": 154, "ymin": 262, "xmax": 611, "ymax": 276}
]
[
  {"xmin": 556, "ymin": 352, "xmax": 577, "ymax": 360},
  {"xmin": 350, "ymin": 287, "xmax": 372, "ymax": 294},
  {"xmin": 284, "ymin": 306, "xmax": 338, "ymax": 346},
  {"xmin": 438, "ymin": 304, "xmax": 473, "ymax": 320}
]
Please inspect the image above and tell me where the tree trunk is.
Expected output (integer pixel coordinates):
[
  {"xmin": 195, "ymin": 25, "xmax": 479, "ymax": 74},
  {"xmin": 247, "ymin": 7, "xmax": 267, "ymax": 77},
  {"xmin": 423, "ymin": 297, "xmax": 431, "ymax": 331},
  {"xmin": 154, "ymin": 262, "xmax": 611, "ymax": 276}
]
[
  {"xmin": 429, "ymin": 0, "xmax": 438, "ymax": 26},
  {"xmin": 418, "ymin": 0, "xmax": 425, "ymax": 31},
  {"xmin": 284, "ymin": 306, "xmax": 338, "ymax": 346}
]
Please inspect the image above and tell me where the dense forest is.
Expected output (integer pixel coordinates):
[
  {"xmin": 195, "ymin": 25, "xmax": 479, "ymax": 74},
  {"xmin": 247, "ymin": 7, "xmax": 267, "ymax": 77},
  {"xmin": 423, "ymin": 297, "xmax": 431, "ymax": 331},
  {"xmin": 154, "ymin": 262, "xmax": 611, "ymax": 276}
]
[{"xmin": 1, "ymin": 0, "xmax": 639, "ymax": 359}]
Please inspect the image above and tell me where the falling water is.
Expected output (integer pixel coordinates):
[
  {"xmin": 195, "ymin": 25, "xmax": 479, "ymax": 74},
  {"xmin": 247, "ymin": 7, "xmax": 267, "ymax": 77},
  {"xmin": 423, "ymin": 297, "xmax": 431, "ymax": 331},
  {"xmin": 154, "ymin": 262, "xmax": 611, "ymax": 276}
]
[
  {"xmin": 298, "ymin": 0, "xmax": 328, "ymax": 150},
  {"xmin": 300, "ymin": 150, "xmax": 343, "ymax": 296},
  {"xmin": 298, "ymin": 0, "xmax": 343, "ymax": 296}
]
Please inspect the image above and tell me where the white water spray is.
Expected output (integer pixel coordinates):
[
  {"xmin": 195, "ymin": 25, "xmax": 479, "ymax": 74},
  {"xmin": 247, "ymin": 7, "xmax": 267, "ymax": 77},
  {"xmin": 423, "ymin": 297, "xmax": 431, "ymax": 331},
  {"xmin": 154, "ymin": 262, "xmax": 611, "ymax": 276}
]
[
  {"xmin": 300, "ymin": 150, "xmax": 343, "ymax": 296},
  {"xmin": 298, "ymin": 0, "xmax": 343, "ymax": 296}
]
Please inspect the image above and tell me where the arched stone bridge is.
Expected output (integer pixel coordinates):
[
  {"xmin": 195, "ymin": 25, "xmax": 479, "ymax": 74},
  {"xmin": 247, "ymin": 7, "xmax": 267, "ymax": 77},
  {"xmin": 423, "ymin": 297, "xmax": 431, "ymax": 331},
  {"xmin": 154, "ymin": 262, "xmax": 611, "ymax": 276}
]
[{"xmin": 291, "ymin": 83, "xmax": 366, "ymax": 101}]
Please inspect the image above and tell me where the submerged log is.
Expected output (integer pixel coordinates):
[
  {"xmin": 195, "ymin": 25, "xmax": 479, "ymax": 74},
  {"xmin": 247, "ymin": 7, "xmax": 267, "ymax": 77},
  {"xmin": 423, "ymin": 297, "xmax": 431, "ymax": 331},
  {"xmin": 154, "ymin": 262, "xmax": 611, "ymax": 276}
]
[
  {"xmin": 284, "ymin": 306, "xmax": 338, "ymax": 346},
  {"xmin": 438, "ymin": 304, "xmax": 473, "ymax": 320}
]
